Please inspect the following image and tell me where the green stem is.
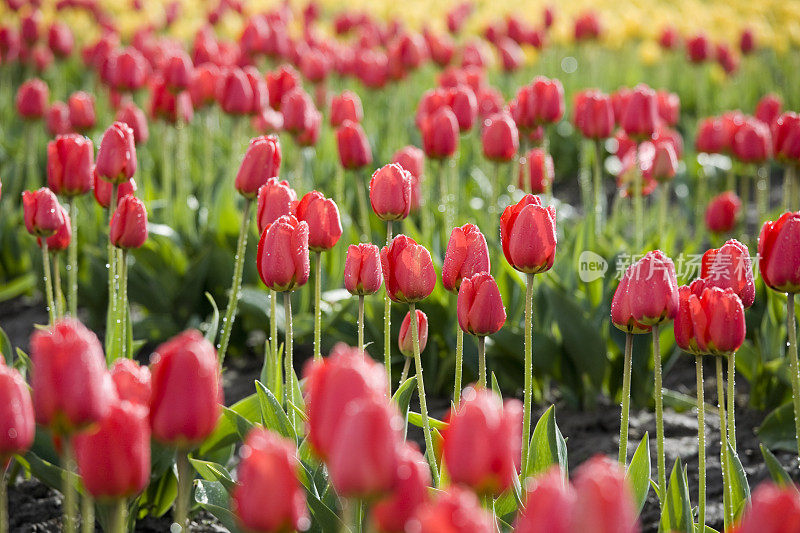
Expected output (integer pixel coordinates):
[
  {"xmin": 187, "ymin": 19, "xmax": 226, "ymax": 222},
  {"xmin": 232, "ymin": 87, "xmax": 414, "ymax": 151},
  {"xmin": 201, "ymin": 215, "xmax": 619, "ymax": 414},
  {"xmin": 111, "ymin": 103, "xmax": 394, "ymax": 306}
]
[
  {"xmin": 634, "ymin": 149, "xmax": 644, "ymax": 251},
  {"xmin": 111, "ymin": 499, "xmax": 127, "ymax": 533},
  {"xmin": 42, "ymin": 244, "xmax": 56, "ymax": 325},
  {"xmin": 658, "ymin": 182, "xmax": 670, "ymax": 248},
  {"xmin": 355, "ymin": 170, "xmax": 370, "ymax": 241},
  {"xmin": 619, "ymin": 331, "xmax": 633, "ymax": 465},
  {"xmin": 383, "ymin": 220, "xmax": 394, "ymax": 397},
  {"xmin": 62, "ymin": 437, "xmax": 76, "ymax": 533},
  {"xmin": 217, "ymin": 198, "xmax": 252, "ymax": 364},
  {"xmin": 717, "ymin": 356, "xmax": 733, "ymax": 529},
  {"xmin": 175, "ymin": 122, "xmax": 188, "ymax": 231},
  {"xmin": 521, "ymin": 273, "xmax": 534, "ymax": 470},
  {"xmin": 784, "ymin": 166, "xmax": 794, "ymax": 212},
  {"xmin": 1, "ymin": 469, "xmax": 8, "ymax": 533},
  {"xmin": 53, "ymin": 254, "xmax": 64, "ymax": 319},
  {"xmin": 201, "ymin": 113, "xmax": 214, "ymax": 226},
  {"xmin": 593, "ymin": 138, "xmax": 604, "ymax": 238},
  {"xmin": 270, "ymin": 289, "xmax": 282, "ymax": 402},
  {"xmin": 162, "ymin": 125, "xmax": 175, "ymax": 227},
  {"xmin": 477, "ymin": 336, "xmax": 487, "ymax": 388},
  {"xmin": 106, "ymin": 185, "xmax": 118, "ymax": 361},
  {"xmin": 81, "ymin": 493, "xmax": 94, "ymax": 533},
  {"xmin": 410, "ymin": 302, "xmax": 439, "ymax": 486},
  {"xmin": 174, "ymin": 450, "xmax": 191, "ymax": 532},
  {"xmin": 726, "ymin": 168, "xmax": 735, "ymax": 192},
  {"xmin": 357, "ymin": 295, "xmax": 364, "ymax": 351},
  {"xmin": 654, "ymin": 324, "xmax": 666, "ymax": 506},
  {"xmin": 696, "ymin": 355, "xmax": 706, "ymax": 530},
  {"xmin": 727, "ymin": 351, "xmax": 736, "ymax": 450},
  {"xmin": 119, "ymin": 250, "xmax": 128, "ymax": 358},
  {"xmin": 454, "ymin": 326, "xmax": 464, "ymax": 405},
  {"xmin": 787, "ymin": 293, "xmax": 800, "ymax": 459},
  {"xmin": 400, "ymin": 357, "xmax": 411, "ymax": 385},
  {"xmin": 756, "ymin": 164, "xmax": 768, "ymax": 226},
  {"xmin": 25, "ymin": 122, "xmax": 36, "ymax": 191},
  {"xmin": 284, "ymin": 292, "xmax": 295, "ymax": 432},
  {"xmin": 67, "ymin": 197, "xmax": 78, "ymax": 317},
  {"xmin": 314, "ymin": 251, "xmax": 322, "ymax": 360}
]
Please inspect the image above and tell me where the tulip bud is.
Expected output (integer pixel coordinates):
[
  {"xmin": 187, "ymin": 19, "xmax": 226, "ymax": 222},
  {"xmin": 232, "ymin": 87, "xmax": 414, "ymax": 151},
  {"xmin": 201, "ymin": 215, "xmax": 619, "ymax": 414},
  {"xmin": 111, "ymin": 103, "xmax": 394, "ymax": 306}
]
[
  {"xmin": 330, "ymin": 90, "xmax": 363, "ymax": 127},
  {"xmin": 656, "ymin": 90, "xmax": 680, "ymax": 127},
  {"xmin": 110, "ymin": 358, "xmax": 151, "ymax": 406},
  {"xmin": 256, "ymin": 178, "xmax": 297, "ymax": 234},
  {"xmin": 281, "ymin": 87, "xmax": 316, "ymax": 135},
  {"xmin": 641, "ymin": 139, "xmax": 678, "ymax": 183},
  {"xmin": 687, "ymin": 34, "xmax": 711, "ymax": 63},
  {"xmin": 304, "ymin": 344, "xmax": 388, "ymax": 458},
  {"xmin": 344, "ymin": 243, "xmax": 382, "ymax": 296},
  {"xmin": 31, "ymin": 318, "xmax": 111, "ymax": 435},
  {"xmin": 616, "ymin": 251, "xmax": 679, "ymax": 327},
  {"xmin": 704, "ymin": 191, "xmax": 741, "ymax": 235},
  {"xmin": 96, "ymin": 121, "xmax": 137, "ymax": 183},
  {"xmin": 410, "ymin": 487, "xmax": 495, "ymax": 532},
  {"xmin": 735, "ymin": 483, "xmax": 800, "ymax": 533},
  {"xmin": 235, "ymin": 135, "xmax": 281, "ymax": 199},
  {"xmin": 758, "ymin": 211, "xmax": 800, "ymax": 293},
  {"xmin": 67, "ymin": 91, "xmax": 96, "ymax": 132},
  {"xmin": 115, "ymin": 102, "xmax": 149, "ymax": 144},
  {"xmin": 701, "ymin": 239, "xmax": 755, "ymax": 308},
  {"xmin": 231, "ymin": 428, "xmax": 309, "ymax": 532},
  {"xmin": 675, "ymin": 282, "xmax": 746, "ymax": 356},
  {"xmin": 111, "ymin": 48, "xmax": 148, "ymax": 92},
  {"xmin": 621, "ymin": 84, "xmax": 658, "ymax": 139},
  {"xmin": 518, "ymin": 148, "xmax": 554, "ymax": 194},
  {"xmin": 336, "ymin": 120, "xmax": 373, "ymax": 170},
  {"xmin": 23, "ymin": 187, "xmax": 65, "ymax": 238},
  {"xmin": 36, "ymin": 205, "xmax": 71, "ymax": 251},
  {"xmin": 421, "ymin": 106, "xmax": 458, "ymax": 159},
  {"xmin": 46, "ymin": 101, "xmax": 71, "ymax": 136},
  {"xmin": 773, "ymin": 113, "xmax": 800, "ymax": 162},
  {"xmin": 573, "ymin": 89, "xmax": 614, "ymax": 139},
  {"xmin": 266, "ymin": 65, "xmax": 300, "ymax": 110},
  {"xmin": 514, "ymin": 467, "xmax": 575, "ymax": 533},
  {"xmin": 732, "ymin": 117, "xmax": 771, "ymax": 163},
  {"xmin": 47, "ymin": 134, "xmax": 93, "ymax": 197},
  {"xmin": 481, "ymin": 112, "xmax": 519, "ymax": 162},
  {"xmin": 243, "ymin": 66, "xmax": 268, "ymax": 115},
  {"xmin": 442, "ymin": 224, "xmax": 489, "ymax": 292},
  {"xmin": 370, "ymin": 163, "xmax": 412, "ymax": 221},
  {"xmin": 257, "ymin": 214, "xmax": 310, "ymax": 292},
  {"xmin": 189, "ymin": 63, "xmax": 219, "ymax": 108},
  {"xmin": 457, "ymin": 273, "xmax": 506, "ymax": 337},
  {"xmin": 73, "ymin": 400, "xmax": 151, "ymax": 499},
  {"xmin": 695, "ymin": 117, "xmax": 726, "ymax": 154},
  {"xmin": 500, "ymin": 194, "xmax": 557, "ymax": 274},
  {"xmin": 149, "ymin": 329, "xmax": 222, "ymax": 448},
  {"xmin": 47, "ymin": 22, "xmax": 73, "ymax": 58},
  {"xmin": 296, "ymin": 107, "xmax": 321, "ymax": 147},
  {"xmin": 740, "ymin": 28, "xmax": 757, "ymax": 55},
  {"xmin": 93, "ymin": 170, "xmax": 137, "ymax": 209},
  {"xmin": 398, "ymin": 310, "xmax": 428, "ymax": 358},
  {"xmin": 574, "ymin": 11, "xmax": 602, "ymax": 41},
  {"xmin": 295, "ymin": 191, "xmax": 342, "ymax": 252},
  {"xmin": 162, "ymin": 51, "xmax": 193, "ymax": 92},
  {"xmin": 611, "ymin": 264, "xmax": 653, "ymax": 334},
  {"xmin": 381, "ymin": 235, "xmax": 437, "ymax": 303},
  {"xmin": 0, "ymin": 364, "xmax": 35, "ymax": 463},
  {"xmin": 569, "ymin": 456, "xmax": 639, "ymax": 533},
  {"xmin": 392, "ymin": 146, "xmax": 424, "ymax": 179},
  {"xmin": 110, "ymin": 195, "xmax": 148, "ymax": 249},
  {"xmin": 371, "ymin": 443, "xmax": 430, "ymax": 533},
  {"xmin": 217, "ymin": 67, "xmax": 253, "ymax": 115}
]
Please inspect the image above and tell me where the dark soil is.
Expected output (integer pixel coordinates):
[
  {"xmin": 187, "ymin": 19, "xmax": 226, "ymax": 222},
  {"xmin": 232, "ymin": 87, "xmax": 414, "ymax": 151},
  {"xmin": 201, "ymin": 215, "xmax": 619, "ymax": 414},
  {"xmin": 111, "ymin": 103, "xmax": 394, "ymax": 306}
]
[{"xmin": 3, "ymin": 298, "xmax": 798, "ymax": 532}]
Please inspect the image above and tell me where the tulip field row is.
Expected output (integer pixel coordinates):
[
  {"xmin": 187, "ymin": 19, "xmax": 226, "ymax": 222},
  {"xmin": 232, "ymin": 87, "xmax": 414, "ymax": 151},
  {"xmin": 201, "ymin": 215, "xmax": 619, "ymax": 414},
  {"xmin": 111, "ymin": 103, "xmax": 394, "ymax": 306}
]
[{"xmin": 1, "ymin": 1, "xmax": 800, "ymax": 532}]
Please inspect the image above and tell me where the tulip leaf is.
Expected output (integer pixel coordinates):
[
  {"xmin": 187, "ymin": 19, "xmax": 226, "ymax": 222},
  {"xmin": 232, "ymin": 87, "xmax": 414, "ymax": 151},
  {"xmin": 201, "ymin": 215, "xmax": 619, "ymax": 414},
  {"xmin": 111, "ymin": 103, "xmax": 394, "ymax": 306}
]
[
  {"xmin": 491, "ymin": 372, "xmax": 502, "ymax": 400},
  {"xmin": 756, "ymin": 402, "xmax": 796, "ymax": 452},
  {"xmin": 18, "ymin": 451, "xmax": 81, "ymax": 495},
  {"xmin": 203, "ymin": 292, "xmax": 220, "ymax": 344},
  {"xmin": 223, "ymin": 405, "xmax": 256, "ymax": 442},
  {"xmin": 726, "ymin": 442, "xmax": 750, "ymax": 520},
  {"xmin": 659, "ymin": 457, "xmax": 692, "ymax": 533},
  {"xmin": 759, "ymin": 443, "xmax": 795, "ymax": 488},
  {"xmin": 305, "ymin": 487, "xmax": 344, "ymax": 533},
  {"xmin": 392, "ymin": 376, "xmax": 418, "ymax": 437},
  {"xmin": 525, "ymin": 405, "xmax": 568, "ymax": 479},
  {"xmin": 255, "ymin": 380, "xmax": 296, "ymax": 440},
  {"xmin": 407, "ymin": 412, "xmax": 448, "ymax": 431},
  {"xmin": 626, "ymin": 431, "xmax": 651, "ymax": 516},
  {"xmin": 0, "ymin": 325, "xmax": 12, "ymax": 365},
  {"xmin": 14, "ymin": 347, "xmax": 31, "ymax": 376},
  {"xmin": 0, "ymin": 273, "xmax": 35, "ymax": 303},
  {"xmin": 194, "ymin": 480, "xmax": 242, "ymax": 533},
  {"xmin": 189, "ymin": 459, "xmax": 235, "ymax": 492},
  {"xmin": 136, "ymin": 468, "xmax": 177, "ymax": 518},
  {"xmin": 198, "ymin": 393, "xmax": 261, "ymax": 455}
]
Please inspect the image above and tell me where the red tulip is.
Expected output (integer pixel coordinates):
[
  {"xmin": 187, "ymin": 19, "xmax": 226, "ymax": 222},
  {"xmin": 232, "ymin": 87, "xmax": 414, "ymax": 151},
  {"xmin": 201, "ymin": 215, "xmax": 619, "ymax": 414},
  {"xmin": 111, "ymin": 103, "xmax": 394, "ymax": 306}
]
[
  {"xmin": 392, "ymin": 146, "xmax": 424, "ymax": 179},
  {"xmin": 425, "ymin": 30, "xmax": 455, "ymax": 67},
  {"xmin": 217, "ymin": 67, "xmax": 253, "ymax": 115},
  {"xmin": 243, "ymin": 65, "xmax": 268, "ymax": 115},
  {"xmin": 641, "ymin": 139, "xmax": 678, "ymax": 183},
  {"xmin": 93, "ymin": 171, "xmax": 136, "ymax": 209},
  {"xmin": 295, "ymin": 191, "xmax": 342, "ymax": 252},
  {"xmin": 500, "ymin": 194, "xmax": 557, "ymax": 274},
  {"xmin": 457, "ymin": 272, "xmax": 506, "ymax": 336},
  {"xmin": 31, "ymin": 318, "xmax": 111, "ymax": 434},
  {"xmin": 304, "ymin": 344, "xmax": 388, "ymax": 458},
  {"xmin": 256, "ymin": 178, "xmax": 297, "ymax": 234},
  {"xmin": 189, "ymin": 63, "xmax": 219, "ymax": 108},
  {"xmin": 355, "ymin": 48, "xmax": 389, "ymax": 89},
  {"xmin": 514, "ymin": 467, "xmax": 575, "ymax": 533},
  {"xmin": 36, "ymin": 205, "xmax": 71, "ymax": 251},
  {"xmin": 481, "ymin": 111, "xmax": 519, "ymax": 162},
  {"xmin": 46, "ymin": 101, "xmax": 71, "ymax": 136},
  {"xmin": 496, "ymin": 37, "xmax": 523, "ymax": 72},
  {"xmin": 111, "ymin": 48, "xmax": 148, "ymax": 92},
  {"xmin": 511, "ymin": 76, "xmax": 564, "ymax": 130},
  {"xmin": 702, "ymin": 239, "xmax": 755, "ymax": 309},
  {"xmin": 381, "ymin": 235, "xmax": 436, "ymax": 303},
  {"xmin": 621, "ymin": 84, "xmax": 658, "ymax": 139},
  {"xmin": 115, "ymin": 101, "xmax": 149, "ymax": 144},
  {"xmin": 569, "ymin": 455, "xmax": 640, "ymax": 533},
  {"xmin": 162, "ymin": 51, "xmax": 193, "ymax": 92},
  {"xmin": 656, "ymin": 90, "xmax": 680, "ymax": 127},
  {"xmin": 67, "ymin": 91, "xmax": 96, "ymax": 132},
  {"xmin": 266, "ymin": 65, "xmax": 300, "ymax": 110},
  {"xmin": 370, "ymin": 163, "xmax": 413, "ymax": 221},
  {"xmin": 23, "ymin": 187, "xmax": 64, "ymax": 238},
  {"xmin": 447, "ymin": 84, "xmax": 478, "ymax": 132},
  {"xmin": 299, "ymin": 47, "xmax": 332, "ymax": 84},
  {"xmin": 573, "ymin": 90, "xmax": 614, "ymax": 139},
  {"xmin": 732, "ymin": 116, "xmax": 771, "ymax": 163},
  {"xmin": 231, "ymin": 428, "xmax": 309, "ymax": 533},
  {"xmin": 622, "ymin": 251, "xmax": 679, "ymax": 326},
  {"xmin": 235, "ymin": 135, "xmax": 281, "ymax": 199},
  {"xmin": 257, "ymin": 214, "xmax": 310, "ymax": 292},
  {"xmin": 0, "ymin": 26, "xmax": 21, "ymax": 63},
  {"xmin": 398, "ymin": 309, "xmax": 428, "ymax": 357},
  {"xmin": 16, "ymin": 78, "xmax": 49, "ymax": 119},
  {"xmin": 149, "ymin": 329, "xmax": 222, "ymax": 448},
  {"xmin": 96, "ymin": 121, "xmax": 137, "ymax": 183},
  {"xmin": 773, "ymin": 112, "xmax": 800, "ymax": 162},
  {"xmin": 110, "ymin": 358, "xmax": 151, "ymax": 406},
  {"xmin": 755, "ymin": 93, "xmax": 782, "ymax": 128},
  {"xmin": 518, "ymin": 148, "xmax": 554, "ymax": 194},
  {"xmin": 705, "ymin": 191, "xmax": 741, "ymax": 235},
  {"xmin": 344, "ymin": 243, "xmax": 382, "ymax": 296},
  {"xmin": 281, "ymin": 87, "xmax": 316, "ymax": 135},
  {"xmin": 443, "ymin": 387, "xmax": 520, "ymax": 494},
  {"xmin": 110, "ymin": 195, "xmax": 148, "ymax": 249},
  {"xmin": 149, "ymin": 78, "xmax": 194, "ymax": 124},
  {"xmin": 0, "ymin": 364, "xmax": 35, "ymax": 463},
  {"xmin": 740, "ymin": 28, "xmax": 757, "ymax": 55},
  {"xmin": 716, "ymin": 43, "xmax": 739, "ymax": 75},
  {"xmin": 47, "ymin": 22, "xmax": 73, "ymax": 58},
  {"xmin": 695, "ymin": 117, "xmax": 726, "ymax": 154},
  {"xmin": 295, "ymin": 107, "xmax": 321, "ymax": 147},
  {"xmin": 658, "ymin": 26, "xmax": 681, "ymax": 50},
  {"xmin": 442, "ymin": 224, "xmax": 489, "ymax": 292},
  {"xmin": 421, "ymin": 106, "xmax": 458, "ymax": 159},
  {"xmin": 675, "ymin": 282, "xmax": 746, "ymax": 356},
  {"xmin": 336, "ymin": 120, "xmax": 373, "ymax": 170},
  {"xmin": 47, "ymin": 134, "xmax": 93, "ymax": 197},
  {"xmin": 759, "ymin": 211, "xmax": 800, "ymax": 293},
  {"xmin": 574, "ymin": 11, "xmax": 602, "ymax": 41},
  {"xmin": 476, "ymin": 86, "xmax": 504, "ymax": 120},
  {"xmin": 20, "ymin": 9, "xmax": 41, "ymax": 44},
  {"xmin": 733, "ymin": 483, "xmax": 800, "ymax": 533},
  {"xmin": 409, "ymin": 487, "xmax": 495, "ymax": 532},
  {"xmin": 73, "ymin": 400, "xmax": 151, "ymax": 499},
  {"xmin": 687, "ymin": 34, "xmax": 712, "ymax": 63},
  {"xmin": 371, "ymin": 443, "xmax": 431, "ymax": 533},
  {"xmin": 330, "ymin": 90, "xmax": 363, "ymax": 127},
  {"xmin": 327, "ymin": 396, "xmax": 401, "ymax": 497}
]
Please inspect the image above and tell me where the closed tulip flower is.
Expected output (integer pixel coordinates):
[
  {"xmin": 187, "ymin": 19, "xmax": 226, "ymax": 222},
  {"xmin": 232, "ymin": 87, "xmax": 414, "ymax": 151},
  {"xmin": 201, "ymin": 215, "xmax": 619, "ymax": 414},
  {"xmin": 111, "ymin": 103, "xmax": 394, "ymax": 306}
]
[
  {"xmin": 381, "ymin": 235, "xmax": 437, "ymax": 303},
  {"xmin": 409, "ymin": 487, "xmax": 495, "ymax": 532},
  {"xmin": 149, "ymin": 329, "xmax": 222, "ymax": 448},
  {"xmin": 447, "ymin": 85, "xmax": 478, "ymax": 132},
  {"xmin": 67, "ymin": 91, "xmax": 95, "ymax": 132},
  {"xmin": 610, "ymin": 262, "xmax": 655, "ymax": 334},
  {"xmin": 481, "ymin": 112, "xmax": 519, "ymax": 162},
  {"xmin": 773, "ymin": 113, "xmax": 800, "ymax": 162},
  {"xmin": 421, "ymin": 106, "xmax": 459, "ymax": 159},
  {"xmin": 189, "ymin": 63, "xmax": 219, "ymax": 108},
  {"xmin": 740, "ymin": 28, "xmax": 757, "ymax": 55},
  {"xmin": 73, "ymin": 400, "xmax": 151, "ymax": 499},
  {"xmin": 47, "ymin": 134, "xmax": 93, "ymax": 197},
  {"xmin": 231, "ymin": 428, "xmax": 309, "ymax": 533},
  {"xmin": 442, "ymin": 224, "xmax": 489, "ymax": 292},
  {"xmin": 344, "ymin": 243, "xmax": 382, "ymax": 295},
  {"xmin": 47, "ymin": 22, "xmax": 73, "ymax": 58},
  {"xmin": 392, "ymin": 146, "xmax": 424, "ymax": 179},
  {"xmin": 256, "ymin": 178, "xmax": 297, "ymax": 234},
  {"xmin": 656, "ymin": 90, "xmax": 680, "ymax": 127},
  {"xmin": 257, "ymin": 214, "xmax": 310, "ymax": 292},
  {"xmin": 569, "ymin": 456, "xmax": 640, "ymax": 533},
  {"xmin": 296, "ymin": 107, "xmax": 321, "ymax": 147},
  {"xmin": 734, "ymin": 483, "xmax": 800, "ymax": 533},
  {"xmin": 658, "ymin": 26, "xmax": 680, "ymax": 50},
  {"xmin": 370, "ymin": 163, "xmax": 413, "ymax": 221},
  {"xmin": 500, "ymin": 194, "xmax": 557, "ymax": 274},
  {"xmin": 266, "ymin": 65, "xmax": 300, "ymax": 110},
  {"xmin": 304, "ymin": 344, "xmax": 388, "ymax": 458},
  {"xmin": 621, "ymin": 84, "xmax": 658, "ymax": 139},
  {"xmin": 674, "ymin": 283, "xmax": 746, "ymax": 356},
  {"xmin": 115, "ymin": 102, "xmax": 149, "ymax": 145},
  {"xmin": 759, "ymin": 211, "xmax": 800, "ymax": 293},
  {"xmin": 110, "ymin": 195, "xmax": 148, "ymax": 249},
  {"xmin": 96, "ymin": 122, "xmax": 137, "ymax": 183},
  {"xmin": 755, "ymin": 93, "xmax": 782, "ymax": 127},
  {"xmin": 217, "ymin": 67, "xmax": 253, "ymax": 115},
  {"xmin": 16, "ymin": 78, "xmax": 48, "ymax": 119},
  {"xmin": 330, "ymin": 90, "xmax": 363, "ymax": 127},
  {"xmin": 514, "ymin": 467, "xmax": 575, "ymax": 533},
  {"xmin": 111, "ymin": 48, "xmax": 148, "ymax": 92},
  {"xmin": 457, "ymin": 273, "xmax": 506, "ymax": 337},
  {"xmin": 149, "ymin": 78, "xmax": 194, "ymax": 124},
  {"xmin": 235, "ymin": 135, "xmax": 281, "ymax": 198},
  {"xmin": 243, "ymin": 66, "xmax": 268, "ymax": 115},
  {"xmin": 93, "ymin": 172, "xmax": 137, "ymax": 209},
  {"xmin": 37, "ymin": 205, "xmax": 71, "ymax": 251},
  {"xmin": 732, "ymin": 117, "xmax": 772, "ymax": 163},
  {"xmin": 281, "ymin": 87, "xmax": 316, "ymax": 135},
  {"xmin": 687, "ymin": 34, "xmax": 712, "ymax": 63},
  {"xmin": 110, "ymin": 358, "xmax": 151, "ymax": 406},
  {"xmin": 46, "ymin": 101, "xmax": 71, "ymax": 136},
  {"xmin": 31, "ymin": 318, "xmax": 110, "ymax": 434},
  {"xmin": 399, "ymin": 309, "xmax": 428, "ymax": 357},
  {"xmin": 511, "ymin": 77, "xmax": 564, "ymax": 129},
  {"xmin": 705, "ymin": 191, "xmax": 741, "ymax": 235},
  {"xmin": 162, "ymin": 51, "xmax": 193, "ymax": 92},
  {"xmin": 641, "ymin": 139, "xmax": 678, "ymax": 182},
  {"xmin": 371, "ymin": 443, "xmax": 431, "ymax": 533},
  {"xmin": 0, "ymin": 364, "xmax": 35, "ymax": 463},
  {"xmin": 336, "ymin": 120, "xmax": 373, "ymax": 170},
  {"xmin": 23, "ymin": 187, "xmax": 65, "ymax": 238},
  {"xmin": 701, "ymin": 239, "xmax": 755, "ymax": 308},
  {"xmin": 574, "ymin": 11, "xmax": 602, "ymax": 41},
  {"xmin": 518, "ymin": 148, "xmax": 554, "ymax": 194},
  {"xmin": 696, "ymin": 117, "xmax": 726, "ymax": 154},
  {"xmin": 623, "ymin": 250, "xmax": 679, "ymax": 326},
  {"xmin": 573, "ymin": 89, "xmax": 614, "ymax": 139},
  {"xmin": 295, "ymin": 191, "xmax": 342, "ymax": 252}
]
